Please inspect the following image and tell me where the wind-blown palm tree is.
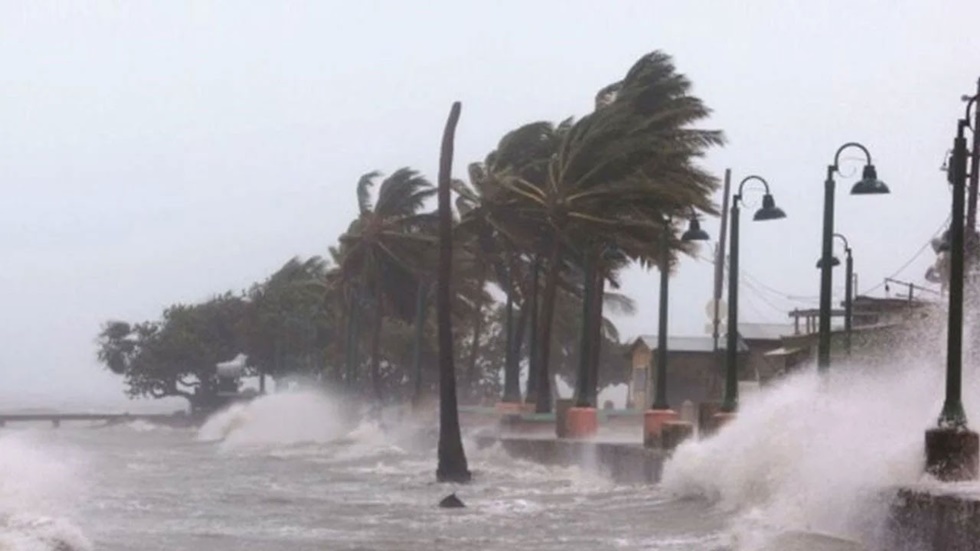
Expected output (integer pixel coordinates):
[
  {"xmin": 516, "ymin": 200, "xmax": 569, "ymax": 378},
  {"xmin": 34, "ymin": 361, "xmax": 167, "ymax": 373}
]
[
  {"xmin": 499, "ymin": 51, "xmax": 724, "ymax": 413},
  {"xmin": 455, "ymin": 121, "xmax": 572, "ymax": 404},
  {"xmin": 332, "ymin": 168, "xmax": 436, "ymax": 401}
]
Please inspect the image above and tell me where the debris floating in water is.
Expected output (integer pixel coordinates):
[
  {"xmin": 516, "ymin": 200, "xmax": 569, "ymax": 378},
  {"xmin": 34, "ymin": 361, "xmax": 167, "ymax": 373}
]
[{"xmin": 439, "ymin": 493, "xmax": 465, "ymax": 508}]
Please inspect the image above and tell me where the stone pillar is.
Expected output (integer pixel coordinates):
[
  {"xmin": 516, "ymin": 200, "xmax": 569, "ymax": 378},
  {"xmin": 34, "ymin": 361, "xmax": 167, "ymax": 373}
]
[
  {"xmin": 925, "ymin": 427, "xmax": 979, "ymax": 481},
  {"xmin": 643, "ymin": 409, "xmax": 678, "ymax": 448},
  {"xmin": 565, "ymin": 407, "xmax": 598, "ymax": 439},
  {"xmin": 555, "ymin": 398, "xmax": 575, "ymax": 438}
]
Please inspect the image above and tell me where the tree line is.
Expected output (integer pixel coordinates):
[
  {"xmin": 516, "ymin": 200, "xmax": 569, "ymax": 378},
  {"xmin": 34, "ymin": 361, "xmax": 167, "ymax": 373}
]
[{"xmin": 95, "ymin": 50, "xmax": 723, "ymax": 428}]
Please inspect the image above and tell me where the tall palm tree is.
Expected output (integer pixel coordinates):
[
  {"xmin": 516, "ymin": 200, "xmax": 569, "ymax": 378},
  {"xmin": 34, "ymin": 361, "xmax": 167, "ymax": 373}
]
[
  {"xmin": 456, "ymin": 121, "xmax": 571, "ymax": 404},
  {"xmin": 499, "ymin": 51, "xmax": 724, "ymax": 413},
  {"xmin": 333, "ymin": 168, "xmax": 437, "ymax": 401},
  {"xmin": 436, "ymin": 102, "xmax": 471, "ymax": 483},
  {"xmin": 453, "ymin": 176, "xmax": 516, "ymax": 402}
]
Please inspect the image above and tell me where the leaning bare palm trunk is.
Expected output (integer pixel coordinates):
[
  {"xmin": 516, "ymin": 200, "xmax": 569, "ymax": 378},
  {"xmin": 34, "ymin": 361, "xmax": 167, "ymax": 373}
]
[{"xmin": 436, "ymin": 102, "xmax": 471, "ymax": 483}]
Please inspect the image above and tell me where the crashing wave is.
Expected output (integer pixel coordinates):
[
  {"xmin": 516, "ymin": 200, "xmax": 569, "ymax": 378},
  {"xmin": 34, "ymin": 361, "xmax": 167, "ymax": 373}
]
[{"xmin": 0, "ymin": 433, "xmax": 90, "ymax": 550}]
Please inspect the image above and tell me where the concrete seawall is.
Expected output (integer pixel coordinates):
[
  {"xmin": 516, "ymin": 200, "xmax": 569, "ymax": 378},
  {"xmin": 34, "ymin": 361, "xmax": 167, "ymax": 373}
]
[
  {"xmin": 474, "ymin": 435, "xmax": 665, "ymax": 485},
  {"xmin": 885, "ymin": 486, "xmax": 980, "ymax": 551},
  {"xmin": 476, "ymin": 433, "xmax": 980, "ymax": 551}
]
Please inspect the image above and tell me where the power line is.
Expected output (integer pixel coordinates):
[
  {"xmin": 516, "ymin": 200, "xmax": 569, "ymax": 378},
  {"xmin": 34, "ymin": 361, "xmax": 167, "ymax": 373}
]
[
  {"xmin": 692, "ymin": 215, "xmax": 949, "ymax": 306},
  {"xmin": 741, "ymin": 268, "xmax": 823, "ymax": 303},
  {"xmin": 859, "ymin": 215, "xmax": 951, "ymax": 295},
  {"xmin": 741, "ymin": 278, "xmax": 794, "ymax": 315}
]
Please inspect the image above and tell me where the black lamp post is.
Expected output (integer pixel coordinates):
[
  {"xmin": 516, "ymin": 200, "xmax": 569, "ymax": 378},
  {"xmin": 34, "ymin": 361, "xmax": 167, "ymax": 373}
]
[
  {"xmin": 815, "ymin": 233, "xmax": 854, "ymax": 355},
  {"xmin": 925, "ymin": 108, "xmax": 979, "ymax": 481},
  {"xmin": 721, "ymin": 176, "xmax": 786, "ymax": 414},
  {"xmin": 650, "ymin": 213, "xmax": 710, "ymax": 411},
  {"xmin": 818, "ymin": 144, "xmax": 888, "ymax": 373}
]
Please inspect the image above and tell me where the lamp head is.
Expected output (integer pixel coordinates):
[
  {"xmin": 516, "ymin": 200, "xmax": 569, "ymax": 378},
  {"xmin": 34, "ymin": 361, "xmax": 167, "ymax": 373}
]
[
  {"xmin": 816, "ymin": 256, "xmax": 841, "ymax": 269},
  {"xmin": 850, "ymin": 164, "xmax": 890, "ymax": 194},
  {"xmin": 681, "ymin": 217, "xmax": 710, "ymax": 242},
  {"xmin": 753, "ymin": 193, "xmax": 787, "ymax": 221}
]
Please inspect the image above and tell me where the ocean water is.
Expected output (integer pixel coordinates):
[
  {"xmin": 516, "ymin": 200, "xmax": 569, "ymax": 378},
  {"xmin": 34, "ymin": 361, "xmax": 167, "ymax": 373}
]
[
  {"xmin": 3, "ymin": 348, "xmax": 977, "ymax": 551},
  {"xmin": 0, "ymin": 390, "xmax": 729, "ymax": 551}
]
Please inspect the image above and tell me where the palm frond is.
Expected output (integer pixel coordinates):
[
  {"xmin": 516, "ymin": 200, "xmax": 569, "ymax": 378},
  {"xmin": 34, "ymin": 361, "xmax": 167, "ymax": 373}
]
[
  {"xmin": 375, "ymin": 167, "xmax": 434, "ymax": 217},
  {"xmin": 602, "ymin": 292, "xmax": 636, "ymax": 316},
  {"xmin": 356, "ymin": 170, "xmax": 382, "ymax": 214}
]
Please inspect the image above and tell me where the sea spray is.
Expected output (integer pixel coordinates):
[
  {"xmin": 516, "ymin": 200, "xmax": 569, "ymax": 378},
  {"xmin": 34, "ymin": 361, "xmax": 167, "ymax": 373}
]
[
  {"xmin": 0, "ymin": 431, "xmax": 91, "ymax": 550},
  {"xmin": 660, "ymin": 359, "xmax": 951, "ymax": 547},
  {"xmin": 197, "ymin": 391, "xmax": 351, "ymax": 448}
]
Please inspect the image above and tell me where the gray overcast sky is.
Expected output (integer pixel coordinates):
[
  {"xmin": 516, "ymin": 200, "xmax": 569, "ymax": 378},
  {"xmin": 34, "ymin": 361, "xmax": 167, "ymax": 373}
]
[{"xmin": 1, "ymin": 1, "xmax": 978, "ymax": 407}]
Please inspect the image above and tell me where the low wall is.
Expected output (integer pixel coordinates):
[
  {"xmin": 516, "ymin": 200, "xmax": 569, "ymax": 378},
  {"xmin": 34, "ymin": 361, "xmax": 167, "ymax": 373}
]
[
  {"xmin": 884, "ymin": 486, "xmax": 980, "ymax": 551},
  {"xmin": 476, "ymin": 435, "xmax": 980, "ymax": 551},
  {"xmin": 475, "ymin": 435, "xmax": 665, "ymax": 485}
]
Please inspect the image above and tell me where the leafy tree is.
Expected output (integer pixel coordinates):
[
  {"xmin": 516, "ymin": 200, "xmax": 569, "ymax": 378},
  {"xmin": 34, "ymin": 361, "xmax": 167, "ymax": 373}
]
[
  {"xmin": 96, "ymin": 293, "xmax": 249, "ymax": 412},
  {"xmin": 240, "ymin": 257, "xmax": 333, "ymax": 389}
]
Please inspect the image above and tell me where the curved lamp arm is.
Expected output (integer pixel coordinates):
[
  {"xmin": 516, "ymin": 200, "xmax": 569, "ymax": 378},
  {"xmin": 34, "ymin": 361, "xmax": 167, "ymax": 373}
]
[
  {"xmin": 832, "ymin": 232, "xmax": 851, "ymax": 252},
  {"xmin": 965, "ymin": 92, "xmax": 977, "ymax": 130},
  {"xmin": 832, "ymin": 142, "xmax": 873, "ymax": 173},
  {"xmin": 735, "ymin": 175, "xmax": 773, "ymax": 202}
]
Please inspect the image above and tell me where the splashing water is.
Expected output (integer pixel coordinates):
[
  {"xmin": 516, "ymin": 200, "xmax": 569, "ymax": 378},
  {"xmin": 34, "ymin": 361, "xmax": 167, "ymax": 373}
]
[
  {"xmin": 0, "ymin": 432, "xmax": 91, "ymax": 550},
  {"xmin": 660, "ymin": 353, "xmax": 965, "ymax": 547},
  {"xmin": 197, "ymin": 391, "xmax": 351, "ymax": 448}
]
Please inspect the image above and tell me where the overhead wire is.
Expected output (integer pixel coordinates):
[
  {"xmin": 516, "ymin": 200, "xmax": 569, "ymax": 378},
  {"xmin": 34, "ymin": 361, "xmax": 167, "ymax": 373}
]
[
  {"xmin": 690, "ymin": 214, "xmax": 950, "ymax": 308},
  {"xmin": 741, "ymin": 278, "xmax": 795, "ymax": 316},
  {"xmin": 859, "ymin": 215, "xmax": 951, "ymax": 296}
]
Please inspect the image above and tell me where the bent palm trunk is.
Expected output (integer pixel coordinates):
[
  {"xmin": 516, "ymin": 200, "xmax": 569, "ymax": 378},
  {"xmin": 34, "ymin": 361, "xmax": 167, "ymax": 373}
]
[
  {"xmin": 465, "ymin": 273, "xmax": 486, "ymax": 403},
  {"xmin": 501, "ymin": 262, "xmax": 521, "ymax": 403},
  {"xmin": 574, "ymin": 248, "xmax": 596, "ymax": 408},
  {"xmin": 436, "ymin": 102, "xmax": 470, "ymax": 483},
  {"xmin": 412, "ymin": 281, "xmax": 428, "ymax": 408},
  {"xmin": 535, "ymin": 242, "xmax": 562, "ymax": 414},
  {"xmin": 369, "ymin": 294, "xmax": 384, "ymax": 403},
  {"xmin": 525, "ymin": 255, "xmax": 540, "ymax": 405},
  {"xmin": 589, "ymin": 267, "xmax": 605, "ymax": 407}
]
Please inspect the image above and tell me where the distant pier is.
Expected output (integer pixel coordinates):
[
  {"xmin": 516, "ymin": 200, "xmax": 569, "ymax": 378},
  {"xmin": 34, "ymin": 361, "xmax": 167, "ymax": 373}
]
[{"xmin": 0, "ymin": 412, "xmax": 191, "ymax": 428}]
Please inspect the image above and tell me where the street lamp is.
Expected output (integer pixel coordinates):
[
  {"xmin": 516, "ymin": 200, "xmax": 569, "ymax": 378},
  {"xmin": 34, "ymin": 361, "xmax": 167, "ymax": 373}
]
[
  {"xmin": 925, "ymin": 101, "xmax": 979, "ymax": 481},
  {"xmin": 643, "ymin": 211, "xmax": 709, "ymax": 447},
  {"xmin": 815, "ymin": 233, "xmax": 854, "ymax": 355},
  {"xmin": 818, "ymin": 143, "xmax": 888, "ymax": 373},
  {"xmin": 719, "ymin": 176, "xmax": 787, "ymax": 416}
]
